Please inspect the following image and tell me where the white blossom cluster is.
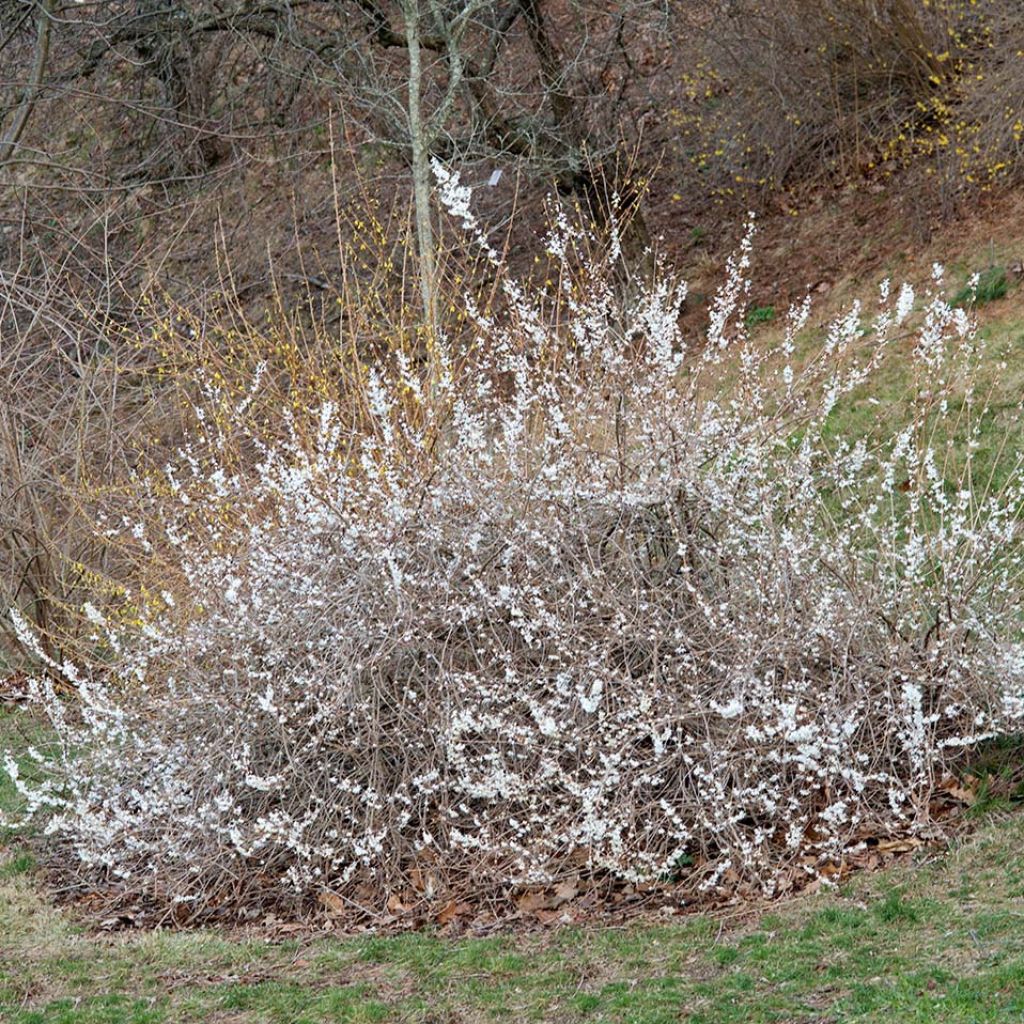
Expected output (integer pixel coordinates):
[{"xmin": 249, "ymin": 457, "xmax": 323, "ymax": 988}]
[{"xmin": 3, "ymin": 177, "xmax": 1024, "ymax": 920}]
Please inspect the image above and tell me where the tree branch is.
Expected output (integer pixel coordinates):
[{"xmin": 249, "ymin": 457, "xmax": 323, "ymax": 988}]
[{"xmin": 0, "ymin": 0, "xmax": 56, "ymax": 169}]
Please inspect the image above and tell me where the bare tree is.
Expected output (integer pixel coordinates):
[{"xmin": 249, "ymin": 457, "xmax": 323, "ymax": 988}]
[
  {"xmin": 398, "ymin": 0, "xmax": 491, "ymax": 329},
  {"xmin": 316, "ymin": 0, "xmax": 668, "ymax": 319},
  {"xmin": 0, "ymin": 0, "xmax": 56, "ymax": 169},
  {"xmin": 0, "ymin": 0, "xmax": 670, "ymax": 326}
]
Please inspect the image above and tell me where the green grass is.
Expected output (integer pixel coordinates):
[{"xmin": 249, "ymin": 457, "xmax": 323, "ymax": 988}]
[
  {"xmin": 952, "ymin": 266, "xmax": 1009, "ymax": 308},
  {"xmin": 3, "ymin": 709, "xmax": 1024, "ymax": 1022},
  {"xmin": 808, "ymin": 303, "xmax": 1024, "ymax": 502},
  {"xmin": 744, "ymin": 304, "xmax": 775, "ymax": 328},
  {"xmin": 6, "ymin": 829, "xmax": 1024, "ymax": 1022}
]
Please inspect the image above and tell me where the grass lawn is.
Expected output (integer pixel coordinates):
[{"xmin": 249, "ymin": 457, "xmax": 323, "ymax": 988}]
[{"xmin": 2, "ymin": 707, "xmax": 1024, "ymax": 1024}]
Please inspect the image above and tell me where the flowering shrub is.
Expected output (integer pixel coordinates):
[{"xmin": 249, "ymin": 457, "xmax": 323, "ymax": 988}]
[{"xmin": 4, "ymin": 181, "xmax": 1024, "ymax": 923}]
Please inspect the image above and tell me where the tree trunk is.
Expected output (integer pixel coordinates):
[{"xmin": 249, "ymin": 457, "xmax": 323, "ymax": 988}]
[
  {"xmin": 0, "ymin": 0, "xmax": 55, "ymax": 168},
  {"xmin": 403, "ymin": 1, "xmax": 439, "ymax": 336}
]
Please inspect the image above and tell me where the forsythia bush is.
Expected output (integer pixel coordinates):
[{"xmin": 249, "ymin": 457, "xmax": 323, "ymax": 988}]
[{"xmin": 4, "ymin": 175, "xmax": 1024, "ymax": 922}]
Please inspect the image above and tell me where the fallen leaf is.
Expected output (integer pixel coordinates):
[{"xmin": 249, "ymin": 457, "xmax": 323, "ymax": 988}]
[
  {"xmin": 435, "ymin": 900, "xmax": 459, "ymax": 925},
  {"xmin": 408, "ymin": 864, "xmax": 438, "ymax": 897},
  {"xmin": 319, "ymin": 891, "xmax": 345, "ymax": 916},
  {"xmin": 386, "ymin": 892, "xmax": 411, "ymax": 914},
  {"xmin": 516, "ymin": 890, "xmax": 551, "ymax": 914},
  {"xmin": 436, "ymin": 899, "xmax": 471, "ymax": 926},
  {"xmin": 551, "ymin": 879, "xmax": 578, "ymax": 907},
  {"xmin": 940, "ymin": 775, "xmax": 979, "ymax": 805}
]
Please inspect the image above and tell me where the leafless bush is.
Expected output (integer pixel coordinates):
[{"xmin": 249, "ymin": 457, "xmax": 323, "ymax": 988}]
[
  {"xmin": 699, "ymin": 1, "xmax": 953, "ymax": 183},
  {"xmin": 679, "ymin": 0, "xmax": 1024, "ymax": 209},
  {"xmin": 0, "ymin": 258, "xmax": 187, "ymax": 672}
]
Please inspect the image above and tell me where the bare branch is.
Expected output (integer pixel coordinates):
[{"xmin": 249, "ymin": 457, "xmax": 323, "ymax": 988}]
[{"xmin": 0, "ymin": 0, "xmax": 56, "ymax": 168}]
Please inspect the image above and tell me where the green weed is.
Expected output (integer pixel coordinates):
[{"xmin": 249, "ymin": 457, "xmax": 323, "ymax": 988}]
[{"xmin": 952, "ymin": 265, "xmax": 1009, "ymax": 307}]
